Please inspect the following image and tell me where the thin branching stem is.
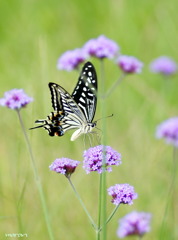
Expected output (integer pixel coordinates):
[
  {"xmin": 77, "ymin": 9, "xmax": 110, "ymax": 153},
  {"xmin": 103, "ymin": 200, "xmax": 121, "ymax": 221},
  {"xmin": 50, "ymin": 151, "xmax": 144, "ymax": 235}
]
[
  {"xmin": 104, "ymin": 73, "xmax": 126, "ymax": 98},
  {"xmin": 17, "ymin": 110, "xmax": 38, "ymax": 179},
  {"xmin": 67, "ymin": 177, "xmax": 97, "ymax": 230},
  {"xmin": 159, "ymin": 146, "xmax": 178, "ymax": 240},
  {"xmin": 99, "ymin": 205, "xmax": 120, "ymax": 232},
  {"xmin": 105, "ymin": 204, "xmax": 119, "ymax": 225},
  {"xmin": 16, "ymin": 109, "xmax": 54, "ymax": 240}
]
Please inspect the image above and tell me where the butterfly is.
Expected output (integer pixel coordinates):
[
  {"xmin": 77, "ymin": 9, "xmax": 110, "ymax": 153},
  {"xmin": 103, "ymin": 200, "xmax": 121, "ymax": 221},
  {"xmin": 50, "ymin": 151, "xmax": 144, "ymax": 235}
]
[{"xmin": 30, "ymin": 61, "xmax": 98, "ymax": 141}]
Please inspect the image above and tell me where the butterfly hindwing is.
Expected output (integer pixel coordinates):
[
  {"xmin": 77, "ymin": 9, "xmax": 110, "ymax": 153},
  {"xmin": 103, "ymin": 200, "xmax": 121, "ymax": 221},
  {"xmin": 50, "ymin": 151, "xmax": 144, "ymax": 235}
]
[{"xmin": 72, "ymin": 62, "xmax": 97, "ymax": 122}]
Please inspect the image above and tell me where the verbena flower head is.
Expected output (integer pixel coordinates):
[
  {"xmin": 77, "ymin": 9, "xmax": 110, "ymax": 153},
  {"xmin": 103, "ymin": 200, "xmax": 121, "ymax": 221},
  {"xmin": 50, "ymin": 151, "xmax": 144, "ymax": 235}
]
[
  {"xmin": 0, "ymin": 89, "xmax": 33, "ymax": 110},
  {"xmin": 83, "ymin": 35, "xmax": 119, "ymax": 59},
  {"xmin": 57, "ymin": 48, "xmax": 87, "ymax": 71},
  {"xmin": 156, "ymin": 117, "xmax": 178, "ymax": 147},
  {"xmin": 49, "ymin": 158, "xmax": 80, "ymax": 178},
  {"xmin": 117, "ymin": 211, "xmax": 152, "ymax": 238},
  {"xmin": 150, "ymin": 56, "xmax": 177, "ymax": 75},
  {"xmin": 117, "ymin": 55, "xmax": 143, "ymax": 74},
  {"xmin": 83, "ymin": 145, "xmax": 121, "ymax": 174},
  {"xmin": 107, "ymin": 184, "xmax": 138, "ymax": 205}
]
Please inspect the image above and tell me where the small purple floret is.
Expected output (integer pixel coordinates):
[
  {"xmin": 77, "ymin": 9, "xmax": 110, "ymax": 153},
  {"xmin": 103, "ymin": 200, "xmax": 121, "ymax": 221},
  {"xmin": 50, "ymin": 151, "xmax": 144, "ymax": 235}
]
[
  {"xmin": 83, "ymin": 145, "xmax": 122, "ymax": 174},
  {"xmin": 117, "ymin": 55, "xmax": 143, "ymax": 74},
  {"xmin": 57, "ymin": 48, "xmax": 87, "ymax": 71},
  {"xmin": 156, "ymin": 117, "xmax": 178, "ymax": 147},
  {"xmin": 0, "ymin": 89, "xmax": 33, "ymax": 110},
  {"xmin": 107, "ymin": 184, "xmax": 138, "ymax": 205},
  {"xmin": 117, "ymin": 211, "xmax": 152, "ymax": 238},
  {"xmin": 150, "ymin": 56, "xmax": 177, "ymax": 75},
  {"xmin": 83, "ymin": 35, "xmax": 119, "ymax": 59},
  {"xmin": 49, "ymin": 158, "xmax": 80, "ymax": 177}
]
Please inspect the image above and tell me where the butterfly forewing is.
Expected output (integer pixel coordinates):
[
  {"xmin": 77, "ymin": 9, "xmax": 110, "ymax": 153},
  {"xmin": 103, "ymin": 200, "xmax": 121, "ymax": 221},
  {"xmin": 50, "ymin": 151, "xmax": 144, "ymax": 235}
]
[
  {"xmin": 49, "ymin": 83, "xmax": 63, "ymax": 111},
  {"xmin": 49, "ymin": 83, "xmax": 86, "ymax": 123},
  {"xmin": 72, "ymin": 62, "xmax": 97, "ymax": 122},
  {"xmin": 48, "ymin": 82, "xmax": 89, "ymax": 136}
]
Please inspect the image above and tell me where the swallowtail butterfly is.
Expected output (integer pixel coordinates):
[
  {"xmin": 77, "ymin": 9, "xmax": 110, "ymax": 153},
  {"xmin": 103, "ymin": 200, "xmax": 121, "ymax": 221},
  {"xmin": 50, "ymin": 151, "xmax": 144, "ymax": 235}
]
[{"xmin": 30, "ymin": 62, "xmax": 97, "ymax": 141}]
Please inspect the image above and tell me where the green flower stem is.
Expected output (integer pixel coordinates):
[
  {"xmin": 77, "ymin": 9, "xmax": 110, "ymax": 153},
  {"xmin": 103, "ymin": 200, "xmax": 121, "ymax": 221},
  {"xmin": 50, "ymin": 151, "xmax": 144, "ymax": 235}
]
[
  {"xmin": 99, "ymin": 59, "xmax": 107, "ymax": 240},
  {"xmin": 17, "ymin": 110, "xmax": 38, "ymax": 179},
  {"xmin": 100, "ymin": 167, "xmax": 107, "ymax": 240},
  {"xmin": 159, "ymin": 146, "xmax": 178, "ymax": 240},
  {"xmin": 97, "ymin": 174, "xmax": 102, "ymax": 240},
  {"xmin": 99, "ymin": 205, "xmax": 120, "ymax": 232},
  {"xmin": 172, "ymin": 146, "xmax": 177, "ymax": 238},
  {"xmin": 16, "ymin": 109, "xmax": 54, "ymax": 240},
  {"xmin": 67, "ymin": 177, "xmax": 97, "ymax": 230},
  {"xmin": 105, "ymin": 204, "xmax": 119, "ymax": 225},
  {"xmin": 96, "ymin": 59, "xmax": 106, "ymax": 240},
  {"xmin": 104, "ymin": 73, "xmax": 126, "ymax": 98}
]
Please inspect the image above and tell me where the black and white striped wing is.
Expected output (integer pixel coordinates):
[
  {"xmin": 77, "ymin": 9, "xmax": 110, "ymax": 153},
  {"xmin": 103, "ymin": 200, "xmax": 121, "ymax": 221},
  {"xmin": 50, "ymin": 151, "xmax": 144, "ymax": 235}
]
[
  {"xmin": 72, "ymin": 62, "xmax": 97, "ymax": 123},
  {"xmin": 49, "ymin": 82, "xmax": 87, "ymax": 133},
  {"xmin": 30, "ymin": 61, "xmax": 98, "ymax": 141}
]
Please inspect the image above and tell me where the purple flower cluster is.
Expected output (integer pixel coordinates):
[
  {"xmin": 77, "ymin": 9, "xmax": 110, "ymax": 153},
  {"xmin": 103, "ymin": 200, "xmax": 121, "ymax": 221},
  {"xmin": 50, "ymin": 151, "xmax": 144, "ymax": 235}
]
[
  {"xmin": 83, "ymin": 35, "xmax": 119, "ymax": 59},
  {"xmin": 107, "ymin": 184, "xmax": 138, "ymax": 205},
  {"xmin": 49, "ymin": 158, "xmax": 80, "ymax": 177},
  {"xmin": 117, "ymin": 211, "xmax": 152, "ymax": 238},
  {"xmin": 57, "ymin": 35, "xmax": 119, "ymax": 71},
  {"xmin": 0, "ymin": 89, "xmax": 33, "ymax": 110},
  {"xmin": 156, "ymin": 117, "xmax": 178, "ymax": 147},
  {"xmin": 117, "ymin": 55, "xmax": 143, "ymax": 74},
  {"xmin": 57, "ymin": 48, "xmax": 87, "ymax": 71},
  {"xmin": 150, "ymin": 56, "xmax": 177, "ymax": 75},
  {"xmin": 83, "ymin": 145, "xmax": 122, "ymax": 174}
]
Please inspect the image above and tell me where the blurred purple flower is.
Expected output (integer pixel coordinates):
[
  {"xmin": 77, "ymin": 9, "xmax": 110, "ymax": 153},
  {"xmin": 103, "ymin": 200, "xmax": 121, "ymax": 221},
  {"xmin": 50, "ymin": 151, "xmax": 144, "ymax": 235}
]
[
  {"xmin": 156, "ymin": 117, "xmax": 178, "ymax": 147},
  {"xmin": 0, "ymin": 89, "xmax": 33, "ymax": 110},
  {"xmin": 83, "ymin": 145, "xmax": 121, "ymax": 174},
  {"xmin": 150, "ymin": 56, "xmax": 177, "ymax": 75},
  {"xmin": 117, "ymin": 55, "xmax": 143, "ymax": 74},
  {"xmin": 49, "ymin": 158, "xmax": 80, "ymax": 178},
  {"xmin": 83, "ymin": 35, "xmax": 119, "ymax": 59},
  {"xmin": 107, "ymin": 184, "xmax": 138, "ymax": 205},
  {"xmin": 117, "ymin": 211, "xmax": 152, "ymax": 238},
  {"xmin": 57, "ymin": 48, "xmax": 87, "ymax": 71}
]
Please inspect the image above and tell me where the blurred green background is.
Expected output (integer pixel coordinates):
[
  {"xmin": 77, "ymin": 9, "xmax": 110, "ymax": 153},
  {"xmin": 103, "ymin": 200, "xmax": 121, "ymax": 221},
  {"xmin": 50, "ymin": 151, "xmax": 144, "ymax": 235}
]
[{"xmin": 0, "ymin": 0, "xmax": 178, "ymax": 239}]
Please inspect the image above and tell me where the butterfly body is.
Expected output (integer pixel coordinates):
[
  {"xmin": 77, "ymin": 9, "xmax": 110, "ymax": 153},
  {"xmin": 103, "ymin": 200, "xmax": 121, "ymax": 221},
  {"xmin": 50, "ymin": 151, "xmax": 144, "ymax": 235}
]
[{"xmin": 30, "ymin": 62, "xmax": 97, "ymax": 141}]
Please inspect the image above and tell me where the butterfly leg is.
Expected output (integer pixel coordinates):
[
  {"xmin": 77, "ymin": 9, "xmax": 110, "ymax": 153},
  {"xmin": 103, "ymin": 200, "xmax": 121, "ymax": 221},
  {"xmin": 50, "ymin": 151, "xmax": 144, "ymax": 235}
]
[
  {"xmin": 82, "ymin": 133, "xmax": 92, "ymax": 149},
  {"xmin": 96, "ymin": 131, "xmax": 101, "ymax": 145},
  {"xmin": 88, "ymin": 133, "xmax": 93, "ymax": 147},
  {"xmin": 89, "ymin": 131, "xmax": 101, "ymax": 145},
  {"xmin": 82, "ymin": 133, "xmax": 87, "ymax": 150}
]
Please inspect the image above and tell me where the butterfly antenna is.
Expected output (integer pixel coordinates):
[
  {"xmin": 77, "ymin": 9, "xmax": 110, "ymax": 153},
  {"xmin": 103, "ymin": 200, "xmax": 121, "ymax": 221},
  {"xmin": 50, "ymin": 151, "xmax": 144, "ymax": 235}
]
[{"xmin": 95, "ymin": 114, "xmax": 113, "ymax": 123}]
